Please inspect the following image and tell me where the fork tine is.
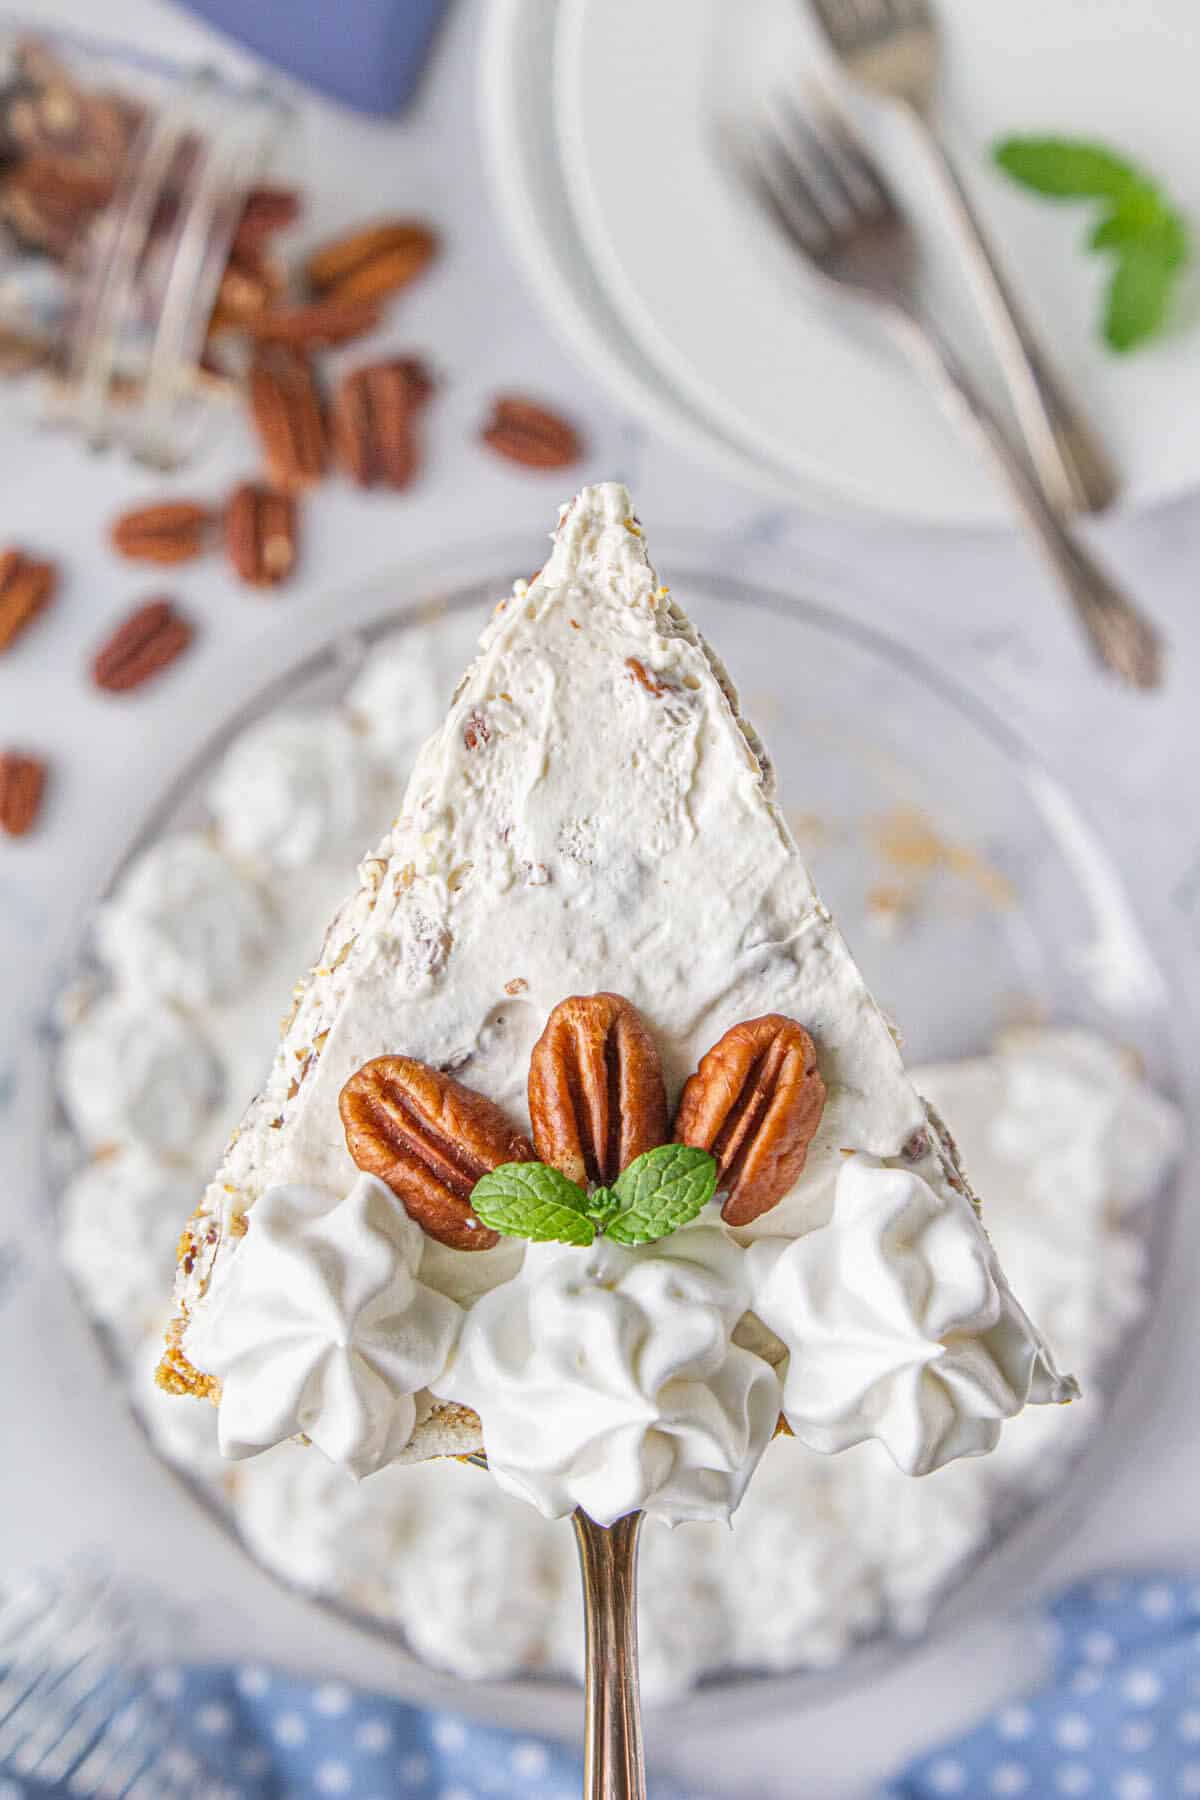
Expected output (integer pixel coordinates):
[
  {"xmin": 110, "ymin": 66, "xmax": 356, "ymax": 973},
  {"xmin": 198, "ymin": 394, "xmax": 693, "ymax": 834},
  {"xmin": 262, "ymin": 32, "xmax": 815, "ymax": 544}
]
[
  {"xmin": 771, "ymin": 99, "xmax": 863, "ymax": 226},
  {"xmin": 742, "ymin": 119, "xmax": 835, "ymax": 259},
  {"xmin": 814, "ymin": 95, "xmax": 900, "ymax": 218}
]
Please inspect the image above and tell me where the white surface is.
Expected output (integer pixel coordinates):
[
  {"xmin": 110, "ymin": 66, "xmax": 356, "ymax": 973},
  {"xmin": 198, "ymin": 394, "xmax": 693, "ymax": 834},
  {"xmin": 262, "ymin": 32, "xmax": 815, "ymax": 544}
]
[
  {"xmin": 2, "ymin": 2, "xmax": 1200, "ymax": 1797},
  {"xmin": 542, "ymin": 0, "xmax": 1200, "ymax": 522}
]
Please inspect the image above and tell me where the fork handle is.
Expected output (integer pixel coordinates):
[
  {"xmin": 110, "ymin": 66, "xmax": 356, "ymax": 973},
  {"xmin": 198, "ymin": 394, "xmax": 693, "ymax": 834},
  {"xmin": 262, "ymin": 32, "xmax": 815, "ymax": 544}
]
[
  {"xmin": 901, "ymin": 104, "xmax": 1117, "ymax": 517},
  {"xmin": 903, "ymin": 318, "xmax": 1161, "ymax": 688},
  {"xmin": 573, "ymin": 1509, "xmax": 647, "ymax": 1800}
]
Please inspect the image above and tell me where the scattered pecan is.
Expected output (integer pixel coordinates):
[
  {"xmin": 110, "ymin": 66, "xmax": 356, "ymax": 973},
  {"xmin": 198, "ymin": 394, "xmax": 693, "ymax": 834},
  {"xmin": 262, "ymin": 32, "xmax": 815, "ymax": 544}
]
[
  {"xmin": 224, "ymin": 482, "xmax": 298, "ymax": 589},
  {"xmin": 332, "ymin": 357, "xmax": 433, "ymax": 489},
  {"xmin": 92, "ymin": 597, "xmax": 193, "ymax": 693},
  {"xmin": 0, "ymin": 751, "xmax": 47, "ymax": 837},
  {"xmin": 208, "ymin": 251, "xmax": 286, "ymax": 334},
  {"xmin": 480, "ymin": 395, "xmax": 582, "ymax": 471},
  {"xmin": 248, "ymin": 347, "xmax": 326, "ymax": 491},
  {"xmin": 340, "ymin": 1057, "xmax": 533, "ymax": 1251},
  {"xmin": 0, "ymin": 326, "xmax": 51, "ymax": 375},
  {"xmin": 304, "ymin": 219, "xmax": 438, "ymax": 304},
  {"xmin": 674, "ymin": 1015, "xmax": 826, "ymax": 1226},
  {"xmin": 528, "ymin": 993, "xmax": 668, "ymax": 1188},
  {"xmin": 0, "ymin": 549, "xmax": 56, "ymax": 654},
  {"xmin": 109, "ymin": 500, "xmax": 213, "ymax": 565},
  {"xmin": 247, "ymin": 293, "xmax": 382, "ymax": 351},
  {"xmin": 231, "ymin": 184, "xmax": 302, "ymax": 256}
]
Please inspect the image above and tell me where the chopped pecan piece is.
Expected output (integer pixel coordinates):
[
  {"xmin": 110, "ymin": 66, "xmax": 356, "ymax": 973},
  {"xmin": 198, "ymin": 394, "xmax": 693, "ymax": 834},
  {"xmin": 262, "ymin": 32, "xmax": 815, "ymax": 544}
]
[
  {"xmin": 480, "ymin": 395, "xmax": 581, "ymax": 471},
  {"xmin": 0, "ymin": 751, "xmax": 47, "ymax": 836},
  {"xmin": 92, "ymin": 598, "xmax": 193, "ymax": 693},
  {"xmin": 0, "ymin": 549, "xmax": 57, "ymax": 654},
  {"xmin": 674, "ymin": 1015, "xmax": 826, "ymax": 1225},
  {"xmin": 109, "ymin": 500, "xmax": 213, "ymax": 564},
  {"xmin": 528, "ymin": 993, "xmax": 668, "ymax": 1187},
  {"xmin": 304, "ymin": 219, "xmax": 438, "ymax": 304},
  {"xmin": 248, "ymin": 347, "xmax": 326, "ymax": 491},
  {"xmin": 331, "ymin": 357, "xmax": 433, "ymax": 489},
  {"xmin": 340, "ymin": 1057, "xmax": 532, "ymax": 1251},
  {"xmin": 224, "ymin": 482, "xmax": 298, "ymax": 588}
]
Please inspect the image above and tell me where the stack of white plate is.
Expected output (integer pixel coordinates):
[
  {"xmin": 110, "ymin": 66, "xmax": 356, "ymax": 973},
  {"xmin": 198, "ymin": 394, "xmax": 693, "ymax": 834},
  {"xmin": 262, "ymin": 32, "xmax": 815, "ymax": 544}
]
[{"xmin": 480, "ymin": 0, "xmax": 1200, "ymax": 524}]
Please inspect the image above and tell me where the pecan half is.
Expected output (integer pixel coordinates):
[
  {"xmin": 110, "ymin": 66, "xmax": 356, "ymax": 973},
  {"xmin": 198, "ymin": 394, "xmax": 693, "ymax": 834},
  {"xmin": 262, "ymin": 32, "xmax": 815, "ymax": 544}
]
[
  {"xmin": 92, "ymin": 598, "xmax": 193, "ymax": 693},
  {"xmin": 247, "ymin": 293, "xmax": 382, "ymax": 351},
  {"xmin": 109, "ymin": 500, "xmax": 213, "ymax": 564},
  {"xmin": 231, "ymin": 184, "xmax": 302, "ymax": 256},
  {"xmin": 208, "ymin": 251, "xmax": 286, "ymax": 333},
  {"xmin": 340, "ymin": 1057, "xmax": 532, "ymax": 1251},
  {"xmin": 248, "ymin": 347, "xmax": 326, "ymax": 491},
  {"xmin": 224, "ymin": 482, "xmax": 298, "ymax": 588},
  {"xmin": 331, "ymin": 357, "xmax": 433, "ymax": 489},
  {"xmin": 480, "ymin": 395, "xmax": 581, "ymax": 471},
  {"xmin": 675, "ymin": 1015, "xmax": 826, "ymax": 1226},
  {"xmin": 528, "ymin": 993, "xmax": 668, "ymax": 1187},
  {"xmin": 0, "ymin": 549, "xmax": 57, "ymax": 654},
  {"xmin": 0, "ymin": 751, "xmax": 47, "ymax": 837},
  {"xmin": 304, "ymin": 219, "xmax": 438, "ymax": 304}
]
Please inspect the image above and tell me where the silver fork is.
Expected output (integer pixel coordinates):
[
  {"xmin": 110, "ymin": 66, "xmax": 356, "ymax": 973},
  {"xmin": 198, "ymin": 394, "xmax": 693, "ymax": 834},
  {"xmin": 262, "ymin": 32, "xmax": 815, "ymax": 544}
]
[
  {"xmin": 808, "ymin": 0, "xmax": 1117, "ymax": 516},
  {"xmin": 738, "ymin": 99, "xmax": 1162, "ymax": 689}
]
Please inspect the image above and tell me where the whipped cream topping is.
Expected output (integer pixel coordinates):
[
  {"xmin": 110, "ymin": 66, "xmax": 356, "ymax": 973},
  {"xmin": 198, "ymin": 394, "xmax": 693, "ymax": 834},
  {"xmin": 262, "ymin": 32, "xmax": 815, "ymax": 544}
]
[
  {"xmin": 95, "ymin": 834, "xmax": 270, "ymax": 1007},
  {"xmin": 748, "ymin": 1155, "xmax": 1075, "ymax": 1475},
  {"xmin": 183, "ymin": 1175, "xmax": 461, "ymax": 1477},
  {"xmin": 61, "ymin": 1151, "xmax": 195, "ymax": 1346},
  {"xmin": 176, "ymin": 482, "xmax": 1071, "ymax": 1499},
  {"xmin": 437, "ymin": 1223, "xmax": 781, "ymax": 1527},
  {"xmin": 390, "ymin": 1469, "xmax": 558, "ymax": 1679},
  {"xmin": 60, "ymin": 993, "xmax": 221, "ymax": 1157},
  {"xmin": 207, "ymin": 709, "xmax": 375, "ymax": 871},
  {"xmin": 346, "ymin": 635, "xmax": 446, "ymax": 766}
]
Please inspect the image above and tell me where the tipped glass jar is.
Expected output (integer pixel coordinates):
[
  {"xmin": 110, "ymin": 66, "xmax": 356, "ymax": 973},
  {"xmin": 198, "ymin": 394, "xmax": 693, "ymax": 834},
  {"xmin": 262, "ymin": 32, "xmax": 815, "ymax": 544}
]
[{"xmin": 0, "ymin": 26, "xmax": 294, "ymax": 467}]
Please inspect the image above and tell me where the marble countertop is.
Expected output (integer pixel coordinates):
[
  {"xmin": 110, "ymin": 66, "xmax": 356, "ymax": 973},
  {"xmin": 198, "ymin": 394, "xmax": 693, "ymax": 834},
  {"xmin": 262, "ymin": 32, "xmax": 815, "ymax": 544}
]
[{"xmin": 2, "ymin": 3, "xmax": 1199, "ymax": 1794}]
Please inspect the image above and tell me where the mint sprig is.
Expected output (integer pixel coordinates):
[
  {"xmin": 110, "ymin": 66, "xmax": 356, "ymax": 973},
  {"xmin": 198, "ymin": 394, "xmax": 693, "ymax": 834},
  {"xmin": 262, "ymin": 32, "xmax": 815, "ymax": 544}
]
[
  {"xmin": 604, "ymin": 1143, "xmax": 718, "ymax": 1246},
  {"xmin": 992, "ymin": 135, "xmax": 1190, "ymax": 352},
  {"xmin": 471, "ymin": 1144, "xmax": 718, "ymax": 1249},
  {"xmin": 470, "ymin": 1163, "xmax": 595, "ymax": 1245}
]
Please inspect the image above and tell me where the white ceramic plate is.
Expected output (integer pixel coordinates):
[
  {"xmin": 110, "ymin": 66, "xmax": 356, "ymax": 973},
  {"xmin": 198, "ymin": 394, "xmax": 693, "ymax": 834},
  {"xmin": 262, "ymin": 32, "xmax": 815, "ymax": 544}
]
[
  {"xmin": 542, "ymin": 0, "xmax": 1199, "ymax": 523},
  {"xmin": 478, "ymin": 0, "xmax": 853, "ymax": 510}
]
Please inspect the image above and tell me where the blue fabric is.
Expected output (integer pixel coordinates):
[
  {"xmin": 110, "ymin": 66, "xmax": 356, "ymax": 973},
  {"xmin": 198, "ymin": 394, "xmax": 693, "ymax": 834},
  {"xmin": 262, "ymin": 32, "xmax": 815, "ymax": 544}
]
[
  {"xmin": 882, "ymin": 1572, "xmax": 1200, "ymax": 1799},
  {"xmin": 0, "ymin": 1661, "xmax": 702, "ymax": 1799},
  {"xmin": 178, "ymin": 0, "xmax": 449, "ymax": 116},
  {"xmin": 7, "ymin": 1573, "xmax": 1200, "ymax": 1798}
]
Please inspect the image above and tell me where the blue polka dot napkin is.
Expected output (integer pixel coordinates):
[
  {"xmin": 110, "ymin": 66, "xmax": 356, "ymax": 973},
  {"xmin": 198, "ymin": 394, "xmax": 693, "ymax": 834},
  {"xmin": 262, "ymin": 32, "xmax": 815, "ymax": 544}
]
[
  {"xmin": 882, "ymin": 1573, "xmax": 1200, "ymax": 1799},
  {"xmin": 0, "ymin": 1657, "xmax": 703, "ymax": 1799},
  {"xmin": 6, "ymin": 1572, "xmax": 1200, "ymax": 1799}
]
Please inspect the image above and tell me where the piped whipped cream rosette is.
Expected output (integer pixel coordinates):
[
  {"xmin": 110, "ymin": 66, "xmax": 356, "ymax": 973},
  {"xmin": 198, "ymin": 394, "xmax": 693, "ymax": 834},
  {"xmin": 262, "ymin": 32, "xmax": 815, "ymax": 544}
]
[
  {"xmin": 183, "ymin": 1173, "xmax": 460, "ymax": 1478},
  {"xmin": 159, "ymin": 482, "xmax": 1076, "ymax": 1527},
  {"xmin": 746, "ymin": 1155, "xmax": 1073, "ymax": 1476}
]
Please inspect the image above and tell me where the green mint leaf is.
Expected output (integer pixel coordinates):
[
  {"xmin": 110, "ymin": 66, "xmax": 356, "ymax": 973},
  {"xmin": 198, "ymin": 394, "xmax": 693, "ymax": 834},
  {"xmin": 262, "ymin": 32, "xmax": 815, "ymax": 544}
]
[
  {"xmin": 1089, "ymin": 193, "xmax": 1188, "ymax": 269},
  {"xmin": 992, "ymin": 136, "xmax": 1140, "ymax": 199},
  {"xmin": 471, "ymin": 1162, "xmax": 595, "ymax": 1245},
  {"xmin": 992, "ymin": 134, "xmax": 1190, "ymax": 353},
  {"xmin": 605, "ymin": 1144, "xmax": 718, "ymax": 1247},
  {"xmin": 586, "ymin": 1187, "xmax": 620, "ymax": 1224},
  {"xmin": 1103, "ymin": 243, "xmax": 1176, "ymax": 352}
]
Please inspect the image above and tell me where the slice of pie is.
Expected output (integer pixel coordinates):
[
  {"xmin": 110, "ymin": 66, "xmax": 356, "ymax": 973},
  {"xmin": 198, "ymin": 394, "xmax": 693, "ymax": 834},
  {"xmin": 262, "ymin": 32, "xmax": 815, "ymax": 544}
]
[{"xmin": 160, "ymin": 482, "xmax": 1074, "ymax": 1524}]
